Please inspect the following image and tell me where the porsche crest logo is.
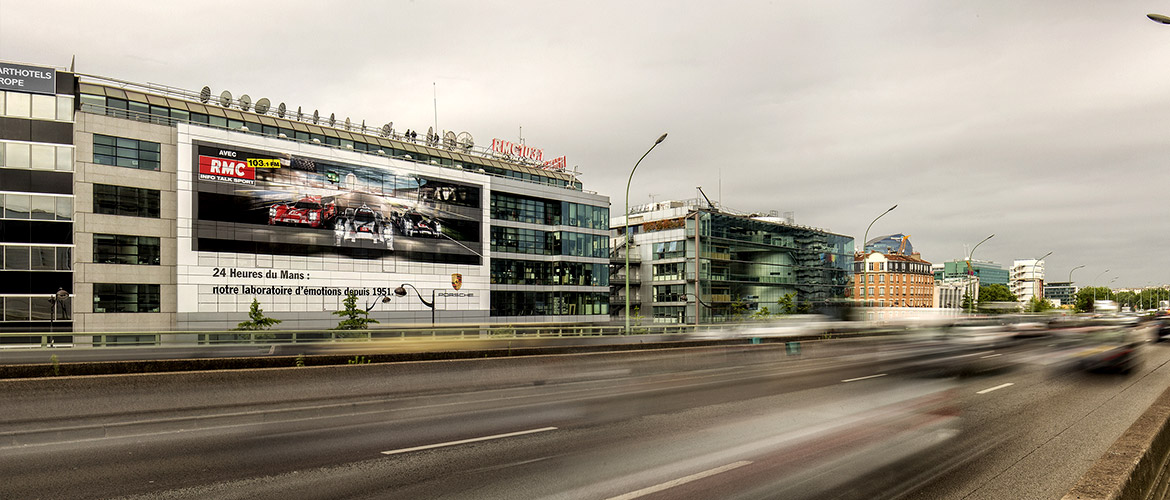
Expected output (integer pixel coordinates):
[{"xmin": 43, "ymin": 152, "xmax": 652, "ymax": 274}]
[{"xmin": 451, "ymin": 273, "xmax": 463, "ymax": 291}]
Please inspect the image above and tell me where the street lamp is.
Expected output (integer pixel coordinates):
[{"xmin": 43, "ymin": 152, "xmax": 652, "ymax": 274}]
[
  {"xmin": 859, "ymin": 204, "xmax": 897, "ymax": 306},
  {"xmin": 1068, "ymin": 264, "xmax": 1085, "ymax": 285},
  {"xmin": 624, "ymin": 133, "xmax": 668, "ymax": 335},
  {"xmin": 967, "ymin": 234, "xmax": 994, "ymax": 314},
  {"xmin": 1092, "ymin": 269, "xmax": 1110, "ymax": 304},
  {"xmin": 394, "ymin": 283, "xmax": 435, "ymax": 326},
  {"xmin": 1149, "ymin": 13, "xmax": 1170, "ymax": 24}
]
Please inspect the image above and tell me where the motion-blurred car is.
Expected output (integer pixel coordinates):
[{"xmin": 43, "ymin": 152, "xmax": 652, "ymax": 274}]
[
  {"xmin": 394, "ymin": 210, "xmax": 442, "ymax": 238},
  {"xmin": 1053, "ymin": 327, "xmax": 1144, "ymax": 374},
  {"xmin": 268, "ymin": 196, "xmax": 336, "ymax": 228},
  {"xmin": 334, "ymin": 206, "xmax": 393, "ymax": 249}
]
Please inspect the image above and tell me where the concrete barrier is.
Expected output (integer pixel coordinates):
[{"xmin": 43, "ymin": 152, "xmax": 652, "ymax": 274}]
[{"xmin": 1063, "ymin": 383, "xmax": 1170, "ymax": 500}]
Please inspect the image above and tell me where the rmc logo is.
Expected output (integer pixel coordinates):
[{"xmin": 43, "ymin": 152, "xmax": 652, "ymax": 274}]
[{"xmin": 198, "ymin": 156, "xmax": 255, "ymax": 185}]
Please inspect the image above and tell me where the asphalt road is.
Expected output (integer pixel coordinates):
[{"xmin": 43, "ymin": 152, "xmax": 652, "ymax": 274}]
[{"xmin": 2, "ymin": 337, "xmax": 1168, "ymax": 499}]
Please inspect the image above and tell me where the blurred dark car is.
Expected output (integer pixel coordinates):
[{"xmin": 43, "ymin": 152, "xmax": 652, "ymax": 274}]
[
  {"xmin": 1055, "ymin": 327, "xmax": 1144, "ymax": 374},
  {"xmin": 1151, "ymin": 317, "xmax": 1170, "ymax": 342}
]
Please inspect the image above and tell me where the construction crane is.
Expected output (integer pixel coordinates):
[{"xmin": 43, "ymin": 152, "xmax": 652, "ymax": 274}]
[{"xmin": 897, "ymin": 234, "xmax": 911, "ymax": 255}]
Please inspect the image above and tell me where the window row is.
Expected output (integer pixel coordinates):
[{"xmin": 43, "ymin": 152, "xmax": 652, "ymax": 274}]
[
  {"xmin": 94, "ymin": 234, "xmax": 161, "ymax": 265},
  {"xmin": 80, "ymin": 93, "xmax": 577, "ymax": 189},
  {"xmin": 0, "ymin": 141, "xmax": 74, "ymax": 171},
  {"xmin": 0, "ymin": 295, "xmax": 70, "ymax": 321},
  {"xmin": 93, "ymin": 184, "xmax": 160, "ymax": 218},
  {"xmin": 0, "ymin": 193, "xmax": 72, "ymax": 221},
  {"xmin": 490, "ymin": 227, "xmax": 609, "ymax": 258},
  {"xmin": 93, "ymin": 283, "xmax": 160, "ymax": 313},
  {"xmin": 654, "ymin": 284, "xmax": 687, "ymax": 302},
  {"xmin": 490, "ymin": 259, "xmax": 608, "ymax": 287},
  {"xmin": 653, "ymin": 262, "xmax": 686, "ymax": 281},
  {"xmin": 490, "ymin": 193, "xmax": 609, "ymax": 229},
  {"xmin": 490, "ymin": 291, "xmax": 608, "ymax": 316},
  {"xmin": 860, "ymin": 273, "xmax": 932, "ymax": 284},
  {"xmin": 653, "ymin": 240, "xmax": 686, "ymax": 260},
  {"xmin": 0, "ymin": 92, "xmax": 73, "ymax": 122},
  {"xmin": 862, "ymin": 286, "xmax": 932, "ymax": 297},
  {"xmin": 1, "ymin": 245, "xmax": 71, "ymax": 270},
  {"xmin": 93, "ymin": 134, "xmax": 161, "ymax": 171}
]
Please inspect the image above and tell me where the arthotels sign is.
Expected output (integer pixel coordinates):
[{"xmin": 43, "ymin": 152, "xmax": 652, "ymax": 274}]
[
  {"xmin": 0, "ymin": 61, "xmax": 56, "ymax": 95},
  {"xmin": 490, "ymin": 138, "xmax": 567, "ymax": 171}
]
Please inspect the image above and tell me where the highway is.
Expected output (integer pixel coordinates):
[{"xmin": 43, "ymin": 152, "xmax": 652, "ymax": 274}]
[{"xmin": 2, "ymin": 333, "xmax": 1168, "ymax": 499}]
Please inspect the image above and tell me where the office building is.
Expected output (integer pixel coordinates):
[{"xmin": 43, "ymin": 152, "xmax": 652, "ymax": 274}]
[
  {"xmin": 1, "ymin": 59, "xmax": 610, "ymax": 333},
  {"xmin": 1009, "ymin": 259, "xmax": 1046, "ymax": 304},
  {"xmin": 610, "ymin": 200, "xmax": 852, "ymax": 324}
]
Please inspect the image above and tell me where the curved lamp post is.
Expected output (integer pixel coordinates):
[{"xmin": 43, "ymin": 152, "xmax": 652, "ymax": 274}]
[
  {"xmin": 967, "ymin": 234, "xmax": 994, "ymax": 314},
  {"xmin": 394, "ymin": 283, "xmax": 435, "ymax": 326},
  {"xmin": 859, "ymin": 205, "xmax": 897, "ymax": 306},
  {"xmin": 1068, "ymin": 264, "xmax": 1085, "ymax": 285},
  {"xmin": 624, "ymin": 133, "xmax": 668, "ymax": 335},
  {"xmin": 1092, "ymin": 269, "xmax": 1110, "ymax": 304}
]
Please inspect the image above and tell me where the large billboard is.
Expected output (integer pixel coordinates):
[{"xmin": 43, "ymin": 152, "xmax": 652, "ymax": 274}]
[
  {"xmin": 192, "ymin": 142, "xmax": 482, "ymax": 265},
  {"xmin": 176, "ymin": 128, "xmax": 489, "ymax": 324}
]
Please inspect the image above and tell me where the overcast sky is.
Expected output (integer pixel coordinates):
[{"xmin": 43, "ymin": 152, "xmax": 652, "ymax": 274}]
[{"xmin": 3, "ymin": 1, "xmax": 1170, "ymax": 288}]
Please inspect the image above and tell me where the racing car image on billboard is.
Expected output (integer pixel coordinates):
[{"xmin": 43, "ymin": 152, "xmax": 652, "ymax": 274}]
[
  {"xmin": 393, "ymin": 209, "xmax": 442, "ymax": 238},
  {"xmin": 334, "ymin": 205, "xmax": 393, "ymax": 249},
  {"xmin": 268, "ymin": 196, "xmax": 337, "ymax": 229}
]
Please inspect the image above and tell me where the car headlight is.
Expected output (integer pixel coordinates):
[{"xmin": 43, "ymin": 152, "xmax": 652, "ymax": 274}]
[
  {"xmin": 269, "ymin": 207, "xmax": 276, "ymax": 216},
  {"xmin": 310, "ymin": 212, "xmax": 318, "ymax": 220}
]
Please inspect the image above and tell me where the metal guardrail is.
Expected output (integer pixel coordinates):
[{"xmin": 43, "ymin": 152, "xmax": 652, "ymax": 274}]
[{"xmin": 0, "ymin": 324, "xmax": 706, "ymax": 349}]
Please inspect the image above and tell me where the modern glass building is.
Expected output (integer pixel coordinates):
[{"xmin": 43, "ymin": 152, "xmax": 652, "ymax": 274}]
[
  {"xmin": 864, "ymin": 233, "xmax": 913, "ymax": 255},
  {"xmin": 611, "ymin": 200, "xmax": 853, "ymax": 324},
  {"xmin": 0, "ymin": 59, "xmax": 610, "ymax": 333},
  {"xmin": 933, "ymin": 259, "xmax": 1009, "ymax": 287}
]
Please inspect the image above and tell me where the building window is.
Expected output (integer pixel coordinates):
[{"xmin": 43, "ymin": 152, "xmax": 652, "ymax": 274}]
[
  {"xmin": 92, "ymin": 283, "xmax": 160, "ymax": 313},
  {"xmin": 879, "ymin": 275, "xmax": 885, "ymax": 284},
  {"xmin": 93, "ymin": 184, "xmax": 160, "ymax": 218},
  {"xmin": 653, "ymin": 263, "xmax": 685, "ymax": 281},
  {"xmin": 93, "ymin": 234, "xmax": 161, "ymax": 265},
  {"xmin": 93, "ymin": 134, "xmax": 162, "ymax": 171},
  {"xmin": 653, "ymin": 241, "xmax": 685, "ymax": 260}
]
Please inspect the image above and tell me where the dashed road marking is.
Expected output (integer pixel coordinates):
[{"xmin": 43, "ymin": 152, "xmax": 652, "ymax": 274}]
[{"xmin": 381, "ymin": 427, "xmax": 557, "ymax": 455}]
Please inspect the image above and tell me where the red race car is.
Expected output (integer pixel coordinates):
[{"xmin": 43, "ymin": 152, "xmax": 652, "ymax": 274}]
[{"xmin": 268, "ymin": 196, "xmax": 337, "ymax": 228}]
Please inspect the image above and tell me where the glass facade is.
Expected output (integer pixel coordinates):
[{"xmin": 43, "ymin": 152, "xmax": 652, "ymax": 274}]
[
  {"xmin": 620, "ymin": 208, "xmax": 854, "ymax": 324},
  {"xmin": 490, "ymin": 291, "xmax": 608, "ymax": 316},
  {"xmin": 93, "ymin": 234, "xmax": 161, "ymax": 265},
  {"xmin": 490, "ymin": 227, "xmax": 607, "ymax": 258},
  {"xmin": 491, "ymin": 259, "xmax": 607, "ymax": 286}
]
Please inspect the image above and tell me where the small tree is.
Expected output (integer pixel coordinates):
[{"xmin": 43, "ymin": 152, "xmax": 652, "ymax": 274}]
[
  {"xmin": 752, "ymin": 306, "xmax": 772, "ymax": 319},
  {"xmin": 236, "ymin": 298, "xmax": 281, "ymax": 331},
  {"xmin": 334, "ymin": 292, "xmax": 378, "ymax": 330},
  {"xmin": 1025, "ymin": 296, "xmax": 1055, "ymax": 313}
]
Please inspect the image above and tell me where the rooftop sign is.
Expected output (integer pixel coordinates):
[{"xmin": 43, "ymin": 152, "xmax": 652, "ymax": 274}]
[{"xmin": 0, "ymin": 62, "xmax": 56, "ymax": 95}]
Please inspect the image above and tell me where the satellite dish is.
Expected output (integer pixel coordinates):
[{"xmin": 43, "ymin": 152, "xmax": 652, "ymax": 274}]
[
  {"xmin": 444, "ymin": 131, "xmax": 457, "ymax": 149},
  {"xmin": 219, "ymin": 90, "xmax": 232, "ymax": 107},
  {"xmin": 457, "ymin": 132, "xmax": 474, "ymax": 152},
  {"xmin": 381, "ymin": 123, "xmax": 392, "ymax": 138},
  {"xmin": 344, "ymin": 117, "xmax": 351, "ymax": 130},
  {"xmin": 329, "ymin": 113, "xmax": 336, "ymax": 126},
  {"xmin": 276, "ymin": 102, "xmax": 286, "ymax": 118},
  {"xmin": 199, "ymin": 86, "xmax": 211, "ymax": 103},
  {"xmin": 239, "ymin": 94, "xmax": 252, "ymax": 111},
  {"xmin": 312, "ymin": 110, "xmax": 319, "ymax": 124},
  {"xmin": 255, "ymin": 98, "xmax": 270, "ymax": 114}
]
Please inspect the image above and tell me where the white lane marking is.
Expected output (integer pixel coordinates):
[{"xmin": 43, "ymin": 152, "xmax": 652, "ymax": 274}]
[
  {"xmin": 981, "ymin": 353, "xmax": 1002, "ymax": 359},
  {"xmin": 976, "ymin": 383, "xmax": 1014, "ymax": 395},
  {"xmin": 841, "ymin": 373, "xmax": 888, "ymax": 383},
  {"xmin": 380, "ymin": 427, "xmax": 557, "ymax": 455},
  {"xmin": 606, "ymin": 461, "xmax": 754, "ymax": 500}
]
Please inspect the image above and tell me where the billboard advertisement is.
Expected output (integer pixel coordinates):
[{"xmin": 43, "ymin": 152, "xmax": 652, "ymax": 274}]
[
  {"xmin": 192, "ymin": 142, "xmax": 482, "ymax": 265},
  {"xmin": 176, "ymin": 129, "xmax": 489, "ymax": 324}
]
